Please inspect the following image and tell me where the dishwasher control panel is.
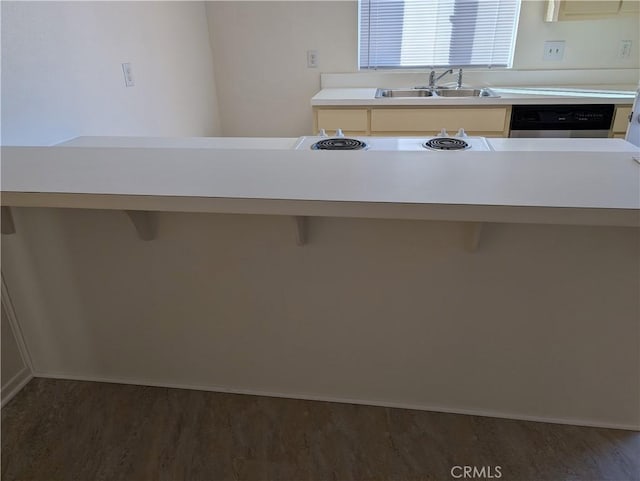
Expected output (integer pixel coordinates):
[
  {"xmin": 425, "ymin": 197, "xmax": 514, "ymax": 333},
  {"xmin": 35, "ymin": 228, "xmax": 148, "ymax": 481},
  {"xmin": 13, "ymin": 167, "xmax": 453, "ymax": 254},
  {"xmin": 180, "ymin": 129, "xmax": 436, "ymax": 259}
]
[{"xmin": 510, "ymin": 104, "xmax": 615, "ymax": 132}]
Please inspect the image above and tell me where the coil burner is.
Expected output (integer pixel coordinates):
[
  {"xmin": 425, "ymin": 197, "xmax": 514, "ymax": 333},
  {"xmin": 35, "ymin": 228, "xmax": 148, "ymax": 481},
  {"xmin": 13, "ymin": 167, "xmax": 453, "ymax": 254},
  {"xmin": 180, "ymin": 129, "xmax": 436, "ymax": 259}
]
[
  {"xmin": 311, "ymin": 138, "xmax": 368, "ymax": 151},
  {"xmin": 423, "ymin": 137, "xmax": 470, "ymax": 151}
]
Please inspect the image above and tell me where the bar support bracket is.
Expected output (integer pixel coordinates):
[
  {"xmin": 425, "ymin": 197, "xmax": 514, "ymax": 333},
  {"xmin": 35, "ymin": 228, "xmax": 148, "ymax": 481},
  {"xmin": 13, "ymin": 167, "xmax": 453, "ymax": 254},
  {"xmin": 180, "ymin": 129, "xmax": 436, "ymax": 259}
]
[
  {"xmin": 125, "ymin": 210, "xmax": 157, "ymax": 241},
  {"xmin": 463, "ymin": 222, "xmax": 483, "ymax": 252},
  {"xmin": 1, "ymin": 207, "xmax": 16, "ymax": 235},
  {"xmin": 293, "ymin": 216, "xmax": 308, "ymax": 246}
]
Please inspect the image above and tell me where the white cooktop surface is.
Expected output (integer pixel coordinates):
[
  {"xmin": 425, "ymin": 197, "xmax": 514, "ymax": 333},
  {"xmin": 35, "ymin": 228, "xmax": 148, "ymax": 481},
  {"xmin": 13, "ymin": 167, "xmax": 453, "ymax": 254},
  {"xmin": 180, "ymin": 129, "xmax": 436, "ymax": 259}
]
[{"xmin": 294, "ymin": 136, "xmax": 492, "ymax": 151}]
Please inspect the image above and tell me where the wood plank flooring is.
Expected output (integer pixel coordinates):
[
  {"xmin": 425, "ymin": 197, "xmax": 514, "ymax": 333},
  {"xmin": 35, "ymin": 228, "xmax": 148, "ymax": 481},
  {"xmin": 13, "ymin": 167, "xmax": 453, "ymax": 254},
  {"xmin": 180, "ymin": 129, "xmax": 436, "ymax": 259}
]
[{"xmin": 2, "ymin": 378, "xmax": 639, "ymax": 481}]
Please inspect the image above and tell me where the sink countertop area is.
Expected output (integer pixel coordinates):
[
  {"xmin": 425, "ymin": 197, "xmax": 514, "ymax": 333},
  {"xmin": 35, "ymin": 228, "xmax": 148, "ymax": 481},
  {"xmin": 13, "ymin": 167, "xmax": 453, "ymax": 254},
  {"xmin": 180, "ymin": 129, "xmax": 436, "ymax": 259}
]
[{"xmin": 311, "ymin": 87, "xmax": 636, "ymax": 106}]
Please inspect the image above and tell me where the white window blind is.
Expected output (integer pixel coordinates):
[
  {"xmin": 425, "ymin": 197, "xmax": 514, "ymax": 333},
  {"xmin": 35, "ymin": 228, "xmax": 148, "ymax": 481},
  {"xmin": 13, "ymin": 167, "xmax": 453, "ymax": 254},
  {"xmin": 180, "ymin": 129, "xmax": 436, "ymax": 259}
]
[{"xmin": 359, "ymin": 0, "xmax": 521, "ymax": 69}]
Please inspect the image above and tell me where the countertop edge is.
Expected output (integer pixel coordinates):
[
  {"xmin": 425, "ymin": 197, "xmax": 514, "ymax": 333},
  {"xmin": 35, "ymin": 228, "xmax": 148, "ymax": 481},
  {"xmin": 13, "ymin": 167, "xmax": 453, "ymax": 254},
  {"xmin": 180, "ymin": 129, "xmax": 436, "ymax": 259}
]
[{"xmin": 3, "ymin": 192, "xmax": 639, "ymax": 228}]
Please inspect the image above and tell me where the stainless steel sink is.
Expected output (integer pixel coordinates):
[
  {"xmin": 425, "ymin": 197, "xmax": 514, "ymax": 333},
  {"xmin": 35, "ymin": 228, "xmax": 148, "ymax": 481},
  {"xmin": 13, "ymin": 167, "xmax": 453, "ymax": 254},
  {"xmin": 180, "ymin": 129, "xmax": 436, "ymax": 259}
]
[
  {"xmin": 375, "ymin": 88, "xmax": 435, "ymax": 98},
  {"xmin": 434, "ymin": 88, "xmax": 498, "ymax": 97},
  {"xmin": 375, "ymin": 87, "xmax": 499, "ymax": 98}
]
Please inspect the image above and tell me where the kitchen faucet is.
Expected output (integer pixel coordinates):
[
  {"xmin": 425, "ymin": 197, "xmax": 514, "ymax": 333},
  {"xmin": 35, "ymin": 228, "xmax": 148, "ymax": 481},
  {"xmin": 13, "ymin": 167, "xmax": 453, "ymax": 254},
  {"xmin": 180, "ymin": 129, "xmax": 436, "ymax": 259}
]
[
  {"xmin": 429, "ymin": 68, "xmax": 453, "ymax": 88},
  {"xmin": 428, "ymin": 68, "xmax": 464, "ymax": 88}
]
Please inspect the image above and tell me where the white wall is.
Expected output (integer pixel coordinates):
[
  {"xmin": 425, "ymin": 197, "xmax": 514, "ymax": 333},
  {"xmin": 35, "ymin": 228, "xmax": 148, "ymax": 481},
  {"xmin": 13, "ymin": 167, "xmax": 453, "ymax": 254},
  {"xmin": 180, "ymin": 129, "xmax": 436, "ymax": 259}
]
[
  {"xmin": 2, "ymin": 208, "xmax": 639, "ymax": 429},
  {"xmin": 1, "ymin": 1, "xmax": 221, "ymax": 145},
  {"xmin": 206, "ymin": 1, "xmax": 357, "ymax": 137},
  {"xmin": 207, "ymin": 0, "xmax": 639, "ymax": 136},
  {"xmin": 514, "ymin": 1, "xmax": 640, "ymax": 70},
  {"xmin": 3, "ymin": 1, "xmax": 636, "ymax": 141}
]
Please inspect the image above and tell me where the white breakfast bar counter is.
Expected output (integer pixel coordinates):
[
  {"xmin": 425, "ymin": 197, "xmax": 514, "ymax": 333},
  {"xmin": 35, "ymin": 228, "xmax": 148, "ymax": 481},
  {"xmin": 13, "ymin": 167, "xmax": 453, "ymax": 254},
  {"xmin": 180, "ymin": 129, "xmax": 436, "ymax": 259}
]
[
  {"xmin": 2, "ymin": 136, "xmax": 639, "ymax": 431},
  {"xmin": 2, "ymin": 137, "xmax": 639, "ymax": 228}
]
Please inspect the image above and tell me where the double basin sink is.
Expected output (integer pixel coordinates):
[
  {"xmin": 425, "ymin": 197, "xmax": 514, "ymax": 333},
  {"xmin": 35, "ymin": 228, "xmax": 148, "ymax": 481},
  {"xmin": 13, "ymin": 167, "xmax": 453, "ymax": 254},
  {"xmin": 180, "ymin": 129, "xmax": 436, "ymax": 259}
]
[{"xmin": 375, "ymin": 87, "xmax": 499, "ymax": 98}]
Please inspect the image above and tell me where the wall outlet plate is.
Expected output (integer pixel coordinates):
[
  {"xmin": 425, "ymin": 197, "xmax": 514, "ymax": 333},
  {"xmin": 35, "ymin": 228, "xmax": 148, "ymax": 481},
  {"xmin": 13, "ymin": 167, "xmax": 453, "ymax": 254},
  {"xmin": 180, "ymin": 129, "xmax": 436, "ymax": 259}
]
[
  {"xmin": 543, "ymin": 41, "xmax": 565, "ymax": 61},
  {"xmin": 307, "ymin": 50, "xmax": 318, "ymax": 68}
]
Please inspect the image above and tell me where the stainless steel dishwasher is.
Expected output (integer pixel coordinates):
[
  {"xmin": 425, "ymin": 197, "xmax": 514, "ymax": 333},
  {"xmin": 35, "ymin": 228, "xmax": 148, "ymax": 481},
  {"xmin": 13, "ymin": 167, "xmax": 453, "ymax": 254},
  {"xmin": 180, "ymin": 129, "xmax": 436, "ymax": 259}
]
[{"xmin": 509, "ymin": 104, "xmax": 615, "ymax": 138}]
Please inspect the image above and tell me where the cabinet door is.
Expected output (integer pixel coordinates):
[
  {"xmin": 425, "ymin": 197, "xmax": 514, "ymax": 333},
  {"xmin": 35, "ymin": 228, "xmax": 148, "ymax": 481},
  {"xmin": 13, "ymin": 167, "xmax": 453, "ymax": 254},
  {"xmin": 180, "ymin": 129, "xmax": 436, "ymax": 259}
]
[
  {"xmin": 562, "ymin": 1, "xmax": 621, "ymax": 15},
  {"xmin": 619, "ymin": 0, "xmax": 640, "ymax": 14},
  {"xmin": 612, "ymin": 106, "xmax": 632, "ymax": 134},
  {"xmin": 548, "ymin": 0, "xmax": 622, "ymax": 20},
  {"xmin": 316, "ymin": 109, "xmax": 368, "ymax": 135},
  {"xmin": 371, "ymin": 108, "xmax": 508, "ymax": 136}
]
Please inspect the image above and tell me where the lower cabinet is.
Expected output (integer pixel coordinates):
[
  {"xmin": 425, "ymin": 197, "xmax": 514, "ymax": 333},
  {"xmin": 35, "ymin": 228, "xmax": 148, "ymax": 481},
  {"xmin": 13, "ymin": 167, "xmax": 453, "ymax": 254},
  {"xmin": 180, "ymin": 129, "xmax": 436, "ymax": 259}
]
[
  {"xmin": 314, "ymin": 109, "xmax": 368, "ymax": 136},
  {"xmin": 314, "ymin": 106, "xmax": 511, "ymax": 137},
  {"xmin": 611, "ymin": 106, "xmax": 632, "ymax": 138},
  {"xmin": 315, "ymin": 104, "xmax": 633, "ymax": 139},
  {"xmin": 370, "ymin": 107, "xmax": 510, "ymax": 137}
]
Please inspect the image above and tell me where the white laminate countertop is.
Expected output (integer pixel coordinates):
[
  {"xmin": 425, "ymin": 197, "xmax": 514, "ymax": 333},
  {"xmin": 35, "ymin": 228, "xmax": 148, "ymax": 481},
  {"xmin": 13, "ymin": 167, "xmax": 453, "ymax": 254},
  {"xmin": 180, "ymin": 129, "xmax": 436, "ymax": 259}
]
[
  {"xmin": 311, "ymin": 87, "xmax": 636, "ymax": 106},
  {"xmin": 2, "ymin": 141, "xmax": 639, "ymax": 227},
  {"xmin": 56, "ymin": 136, "xmax": 298, "ymax": 149},
  {"xmin": 56, "ymin": 136, "xmax": 638, "ymax": 152},
  {"xmin": 487, "ymin": 138, "xmax": 639, "ymax": 152}
]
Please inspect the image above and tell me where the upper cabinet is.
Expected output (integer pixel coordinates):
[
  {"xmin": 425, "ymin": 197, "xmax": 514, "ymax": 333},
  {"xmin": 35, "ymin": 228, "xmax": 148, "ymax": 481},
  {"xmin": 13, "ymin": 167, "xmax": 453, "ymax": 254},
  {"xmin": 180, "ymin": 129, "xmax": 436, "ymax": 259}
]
[
  {"xmin": 619, "ymin": 0, "xmax": 640, "ymax": 14},
  {"xmin": 545, "ymin": 0, "xmax": 638, "ymax": 21}
]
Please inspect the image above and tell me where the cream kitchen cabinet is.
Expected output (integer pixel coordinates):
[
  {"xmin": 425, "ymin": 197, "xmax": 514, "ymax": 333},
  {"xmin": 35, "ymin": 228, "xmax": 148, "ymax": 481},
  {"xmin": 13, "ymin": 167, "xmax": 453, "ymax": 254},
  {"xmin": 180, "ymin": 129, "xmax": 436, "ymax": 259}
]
[
  {"xmin": 619, "ymin": 0, "xmax": 640, "ymax": 14},
  {"xmin": 314, "ymin": 106, "xmax": 511, "ymax": 137},
  {"xmin": 545, "ymin": 0, "xmax": 638, "ymax": 21},
  {"xmin": 370, "ymin": 107, "xmax": 510, "ymax": 137},
  {"xmin": 314, "ymin": 109, "xmax": 368, "ymax": 136},
  {"xmin": 611, "ymin": 105, "xmax": 632, "ymax": 138}
]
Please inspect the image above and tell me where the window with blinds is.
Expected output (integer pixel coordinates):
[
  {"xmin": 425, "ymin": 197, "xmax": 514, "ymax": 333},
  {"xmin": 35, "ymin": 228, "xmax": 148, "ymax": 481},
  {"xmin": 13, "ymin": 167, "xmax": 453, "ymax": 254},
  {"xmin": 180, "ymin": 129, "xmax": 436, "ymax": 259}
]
[{"xmin": 359, "ymin": 0, "xmax": 521, "ymax": 69}]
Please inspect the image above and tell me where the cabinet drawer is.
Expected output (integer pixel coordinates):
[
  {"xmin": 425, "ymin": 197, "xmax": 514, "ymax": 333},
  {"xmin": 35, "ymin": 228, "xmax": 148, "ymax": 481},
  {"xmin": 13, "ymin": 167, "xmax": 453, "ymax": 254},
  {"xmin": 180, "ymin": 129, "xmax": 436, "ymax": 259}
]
[
  {"xmin": 371, "ymin": 108, "xmax": 508, "ymax": 133},
  {"xmin": 612, "ymin": 106, "xmax": 632, "ymax": 133},
  {"xmin": 316, "ymin": 109, "xmax": 368, "ymax": 132}
]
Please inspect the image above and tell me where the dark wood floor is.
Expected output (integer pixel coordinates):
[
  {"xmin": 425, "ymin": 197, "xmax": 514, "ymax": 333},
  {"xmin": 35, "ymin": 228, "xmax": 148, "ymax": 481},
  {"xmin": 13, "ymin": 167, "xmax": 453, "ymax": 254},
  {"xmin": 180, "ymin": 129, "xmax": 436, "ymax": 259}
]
[{"xmin": 2, "ymin": 378, "xmax": 638, "ymax": 481}]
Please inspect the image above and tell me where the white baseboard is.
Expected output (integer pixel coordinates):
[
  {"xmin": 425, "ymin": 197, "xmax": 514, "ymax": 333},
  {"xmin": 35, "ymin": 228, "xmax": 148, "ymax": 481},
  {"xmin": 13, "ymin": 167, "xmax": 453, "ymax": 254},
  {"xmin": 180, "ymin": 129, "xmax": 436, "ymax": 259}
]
[
  {"xmin": 34, "ymin": 371, "xmax": 640, "ymax": 432},
  {"xmin": 1, "ymin": 367, "xmax": 33, "ymax": 408}
]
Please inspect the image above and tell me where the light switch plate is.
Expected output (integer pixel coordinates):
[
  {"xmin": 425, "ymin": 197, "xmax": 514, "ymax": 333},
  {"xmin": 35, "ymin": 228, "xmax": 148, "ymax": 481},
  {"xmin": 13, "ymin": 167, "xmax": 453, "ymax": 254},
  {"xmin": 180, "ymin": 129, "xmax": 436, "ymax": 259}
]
[
  {"xmin": 619, "ymin": 40, "xmax": 632, "ymax": 59},
  {"xmin": 122, "ymin": 62, "xmax": 135, "ymax": 87},
  {"xmin": 543, "ymin": 41, "xmax": 565, "ymax": 61}
]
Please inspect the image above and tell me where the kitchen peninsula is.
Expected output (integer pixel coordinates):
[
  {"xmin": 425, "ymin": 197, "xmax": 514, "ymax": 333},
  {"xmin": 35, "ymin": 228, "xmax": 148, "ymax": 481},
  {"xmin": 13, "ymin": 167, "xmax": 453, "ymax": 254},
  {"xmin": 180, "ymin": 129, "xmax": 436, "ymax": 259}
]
[
  {"xmin": 1, "ymin": 137, "xmax": 639, "ymax": 432},
  {"xmin": 3, "ymin": 137, "xmax": 639, "ymax": 227}
]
